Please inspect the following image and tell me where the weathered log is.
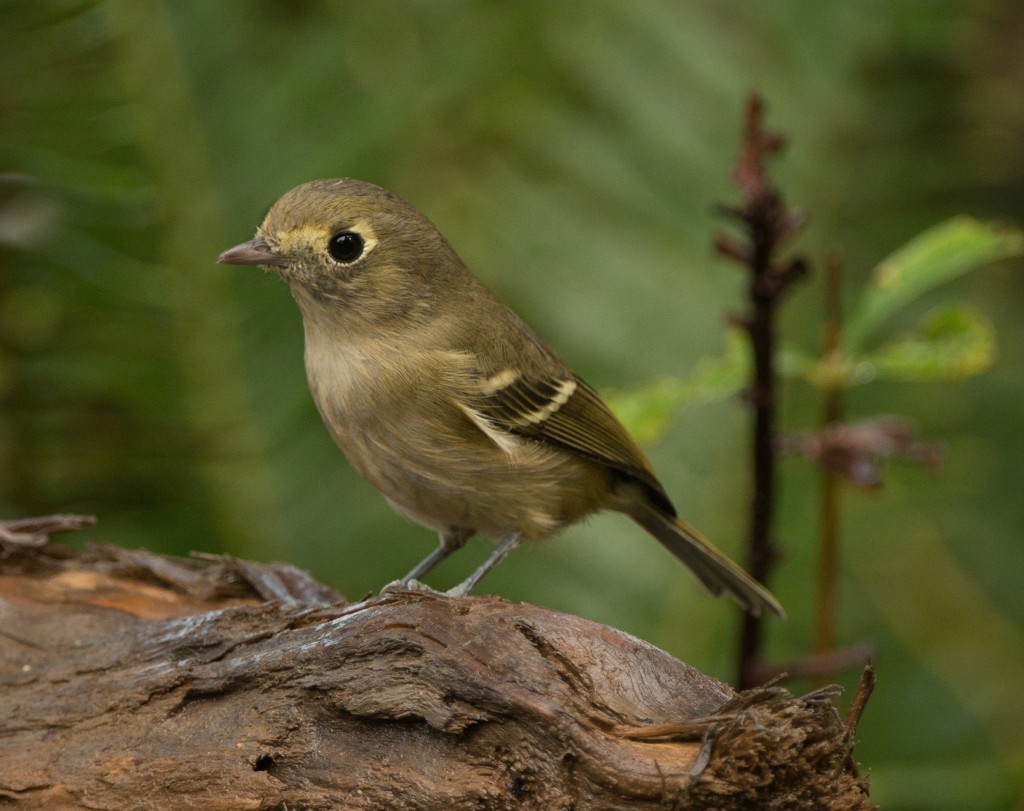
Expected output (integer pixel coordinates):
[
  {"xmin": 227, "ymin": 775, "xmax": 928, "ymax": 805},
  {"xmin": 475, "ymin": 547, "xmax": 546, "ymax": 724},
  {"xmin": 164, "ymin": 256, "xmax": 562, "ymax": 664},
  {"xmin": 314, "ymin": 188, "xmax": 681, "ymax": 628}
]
[{"xmin": 0, "ymin": 518, "xmax": 874, "ymax": 809}]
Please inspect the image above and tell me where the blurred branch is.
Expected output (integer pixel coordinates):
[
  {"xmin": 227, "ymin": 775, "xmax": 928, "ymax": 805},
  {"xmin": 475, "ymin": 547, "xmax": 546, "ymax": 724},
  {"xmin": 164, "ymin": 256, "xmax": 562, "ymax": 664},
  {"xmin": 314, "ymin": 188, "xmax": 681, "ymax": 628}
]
[
  {"xmin": 815, "ymin": 253, "xmax": 845, "ymax": 673},
  {"xmin": 751, "ymin": 644, "xmax": 876, "ymax": 686},
  {"xmin": 716, "ymin": 93, "xmax": 808, "ymax": 690}
]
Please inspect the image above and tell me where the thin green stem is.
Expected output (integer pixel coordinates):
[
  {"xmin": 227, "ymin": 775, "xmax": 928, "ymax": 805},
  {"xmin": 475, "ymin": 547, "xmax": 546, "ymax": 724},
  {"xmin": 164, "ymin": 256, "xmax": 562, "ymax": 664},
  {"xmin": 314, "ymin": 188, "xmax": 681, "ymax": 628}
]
[{"xmin": 813, "ymin": 253, "xmax": 845, "ymax": 685}]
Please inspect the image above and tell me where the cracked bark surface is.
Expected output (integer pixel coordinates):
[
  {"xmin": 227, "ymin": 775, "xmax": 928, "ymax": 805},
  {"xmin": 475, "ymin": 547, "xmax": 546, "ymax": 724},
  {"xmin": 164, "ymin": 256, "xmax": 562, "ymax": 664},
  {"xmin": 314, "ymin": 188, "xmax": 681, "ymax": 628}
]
[{"xmin": 0, "ymin": 531, "xmax": 874, "ymax": 810}]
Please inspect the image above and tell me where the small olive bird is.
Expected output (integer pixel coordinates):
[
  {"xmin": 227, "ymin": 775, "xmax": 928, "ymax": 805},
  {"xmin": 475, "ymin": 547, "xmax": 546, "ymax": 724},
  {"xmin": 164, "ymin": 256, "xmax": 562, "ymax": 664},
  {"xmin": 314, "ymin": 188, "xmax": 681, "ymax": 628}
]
[{"xmin": 219, "ymin": 179, "xmax": 783, "ymax": 617}]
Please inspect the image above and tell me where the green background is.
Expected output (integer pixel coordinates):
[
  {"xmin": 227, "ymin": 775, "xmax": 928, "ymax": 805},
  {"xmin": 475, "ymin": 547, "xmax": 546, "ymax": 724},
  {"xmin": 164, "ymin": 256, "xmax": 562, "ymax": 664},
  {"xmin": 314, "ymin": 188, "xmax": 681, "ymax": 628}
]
[{"xmin": 2, "ymin": 2, "xmax": 1022, "ymax": 807}]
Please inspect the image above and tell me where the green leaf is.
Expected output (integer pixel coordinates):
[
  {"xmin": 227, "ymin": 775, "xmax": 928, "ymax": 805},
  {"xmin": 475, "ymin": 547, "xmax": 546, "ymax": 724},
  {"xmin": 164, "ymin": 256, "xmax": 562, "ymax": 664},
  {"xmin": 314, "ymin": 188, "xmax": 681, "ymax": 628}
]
[
  {"xmin": 845, "ymin": 217, "xmax": 1024, "ymax": 351},
  {"xmin": 604, "ymin": 377, "xmax": 689, "ymax": 445},
  {"xmin": 855, "ymin": 305, "xmax": 996, "ymax": 383},
  {"xmin": 605, "ymin": 328, "xmax": 749, "ymax": 443}
]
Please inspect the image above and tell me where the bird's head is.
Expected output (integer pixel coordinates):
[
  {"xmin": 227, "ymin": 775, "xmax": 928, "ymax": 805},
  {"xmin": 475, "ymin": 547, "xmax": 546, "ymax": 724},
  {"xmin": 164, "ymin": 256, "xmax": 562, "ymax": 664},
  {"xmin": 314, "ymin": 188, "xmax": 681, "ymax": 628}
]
[{"xmin": 219, "ymin": 178, "xmax": 463, "ymax": 327}]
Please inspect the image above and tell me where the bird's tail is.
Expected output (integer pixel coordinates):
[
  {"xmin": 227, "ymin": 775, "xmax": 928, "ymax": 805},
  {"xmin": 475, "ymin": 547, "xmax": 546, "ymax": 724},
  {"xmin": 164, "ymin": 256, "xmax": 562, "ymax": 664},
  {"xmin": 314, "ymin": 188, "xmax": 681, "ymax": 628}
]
[{"xmin": 628, "ymin": 502, "xmax": 785, "ymax": 618}]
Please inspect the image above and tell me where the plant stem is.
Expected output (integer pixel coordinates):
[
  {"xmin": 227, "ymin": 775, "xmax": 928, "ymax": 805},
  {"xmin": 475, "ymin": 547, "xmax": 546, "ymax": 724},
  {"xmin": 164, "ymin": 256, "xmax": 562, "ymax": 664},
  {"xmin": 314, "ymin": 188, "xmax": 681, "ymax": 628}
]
[
  {"xmin": 738, "ymin": 216, "xmax": 781, "ymax": 689},
  {"xmin": 814, "ymin": 254, "xmax": 845, "ymax": 684},
  {"xmin": 720, "ymin": 95, "xmax": 807, "ymax": 690}
]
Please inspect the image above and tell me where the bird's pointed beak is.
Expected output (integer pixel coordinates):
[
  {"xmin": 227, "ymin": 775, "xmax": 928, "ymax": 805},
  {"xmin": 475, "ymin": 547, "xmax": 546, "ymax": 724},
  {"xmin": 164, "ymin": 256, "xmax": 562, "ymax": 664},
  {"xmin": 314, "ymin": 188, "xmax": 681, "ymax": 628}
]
[{"xmin": 217, "ymin": 236, "xmax": 287, "ymax": 267}]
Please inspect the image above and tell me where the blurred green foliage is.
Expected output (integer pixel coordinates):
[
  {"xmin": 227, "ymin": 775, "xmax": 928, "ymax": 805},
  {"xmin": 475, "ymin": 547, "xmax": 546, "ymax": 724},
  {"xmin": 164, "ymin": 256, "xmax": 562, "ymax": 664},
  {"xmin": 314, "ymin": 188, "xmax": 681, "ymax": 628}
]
[
  {"xmin": 610, "ymin": 217, "xmax": 1022, "ymax": 441},
  {"xmin": 2, "ymin": 2, "xmax": 1023, "ymax": 807},
  {"xmin": 844, "ymin": 216, "xmax": 1024, "ymax": 350}
]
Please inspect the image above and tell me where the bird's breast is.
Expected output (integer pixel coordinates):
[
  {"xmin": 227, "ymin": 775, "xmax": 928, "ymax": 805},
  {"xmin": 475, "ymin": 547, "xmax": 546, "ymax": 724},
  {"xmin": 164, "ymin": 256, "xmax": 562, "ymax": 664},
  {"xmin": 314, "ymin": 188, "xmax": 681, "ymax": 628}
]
[{"xmin": 300, "ymin": 327, "xmax": 612, "ymax": 540}]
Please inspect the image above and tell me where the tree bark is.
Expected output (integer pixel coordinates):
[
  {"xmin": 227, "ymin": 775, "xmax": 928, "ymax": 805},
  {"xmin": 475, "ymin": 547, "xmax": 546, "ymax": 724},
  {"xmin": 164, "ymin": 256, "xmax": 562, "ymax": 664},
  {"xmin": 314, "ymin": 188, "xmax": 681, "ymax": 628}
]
[{"xmin": 0, "ymin": 520, "xmax": 874, "ymax": 810}]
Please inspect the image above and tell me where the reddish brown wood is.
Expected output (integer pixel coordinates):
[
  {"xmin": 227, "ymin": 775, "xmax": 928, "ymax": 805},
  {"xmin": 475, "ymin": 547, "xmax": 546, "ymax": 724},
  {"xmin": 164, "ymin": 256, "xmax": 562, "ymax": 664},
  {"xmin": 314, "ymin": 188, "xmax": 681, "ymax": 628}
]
[{"xmin": 0, "ymin": 530, "xmax": 873, "ymax": 809}]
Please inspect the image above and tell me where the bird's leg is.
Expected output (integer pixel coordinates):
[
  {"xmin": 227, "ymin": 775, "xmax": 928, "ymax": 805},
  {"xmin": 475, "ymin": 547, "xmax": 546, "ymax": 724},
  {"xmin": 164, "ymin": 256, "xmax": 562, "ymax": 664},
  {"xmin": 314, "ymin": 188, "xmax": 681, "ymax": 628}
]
[
  {"xmin": 401, "ymin": 527, "xmax": 473, "ymax": 585},
  {"xmin": 446, "ymin": 532, "xmax": 522, "ymax": 598}
]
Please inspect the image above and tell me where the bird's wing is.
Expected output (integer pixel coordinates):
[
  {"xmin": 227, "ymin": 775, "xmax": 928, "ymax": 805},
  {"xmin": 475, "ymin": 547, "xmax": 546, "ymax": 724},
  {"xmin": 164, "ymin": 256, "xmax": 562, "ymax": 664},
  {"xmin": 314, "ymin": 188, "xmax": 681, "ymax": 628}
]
[{"xmin": 465, "ymin": 368, "xmax": 676, "ymax": 515}]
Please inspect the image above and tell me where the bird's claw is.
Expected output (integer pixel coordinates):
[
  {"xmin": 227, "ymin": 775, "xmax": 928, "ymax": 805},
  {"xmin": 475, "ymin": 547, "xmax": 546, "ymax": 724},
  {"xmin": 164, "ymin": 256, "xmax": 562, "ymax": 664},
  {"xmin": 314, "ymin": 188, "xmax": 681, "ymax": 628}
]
[{"xmin": 380, "ymin": 578, "xmax": 445, "ymax": 596}]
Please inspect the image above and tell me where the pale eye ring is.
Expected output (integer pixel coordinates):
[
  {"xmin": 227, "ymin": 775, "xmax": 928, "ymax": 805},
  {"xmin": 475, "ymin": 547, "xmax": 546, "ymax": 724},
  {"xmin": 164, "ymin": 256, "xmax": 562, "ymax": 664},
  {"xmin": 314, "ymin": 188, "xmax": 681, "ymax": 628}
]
[{"xmin": 328, "ymin": 231, "xmax": 364, "ymax": 263}]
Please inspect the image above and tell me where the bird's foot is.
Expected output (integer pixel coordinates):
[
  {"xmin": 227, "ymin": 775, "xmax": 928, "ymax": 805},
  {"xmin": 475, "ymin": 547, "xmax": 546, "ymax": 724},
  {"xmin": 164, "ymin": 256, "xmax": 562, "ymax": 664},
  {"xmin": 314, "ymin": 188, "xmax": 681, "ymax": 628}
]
[
  {"xmin": 380, "ymin": 578, "xmax": 444, "ymax": 596},
  {"xmin": 444, "ymin": 582, "xmax": 475, "ymax": 599}
]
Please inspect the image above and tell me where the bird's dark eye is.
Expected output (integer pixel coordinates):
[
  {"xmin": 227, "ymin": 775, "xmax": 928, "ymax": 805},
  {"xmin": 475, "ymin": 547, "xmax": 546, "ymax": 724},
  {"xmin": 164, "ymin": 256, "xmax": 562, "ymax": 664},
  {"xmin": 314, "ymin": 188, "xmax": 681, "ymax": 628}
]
[{"xmin": 328, "ymin": 231, "xmax": 365, "ymax": 263}]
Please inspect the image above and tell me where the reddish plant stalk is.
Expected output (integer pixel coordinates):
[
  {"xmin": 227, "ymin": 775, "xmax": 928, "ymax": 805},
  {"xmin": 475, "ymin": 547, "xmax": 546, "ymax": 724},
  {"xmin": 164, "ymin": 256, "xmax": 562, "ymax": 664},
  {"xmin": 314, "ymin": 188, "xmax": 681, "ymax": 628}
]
[{"xmin": 715, "ymin": 94, "xmax": 806, "ymax": 689}]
